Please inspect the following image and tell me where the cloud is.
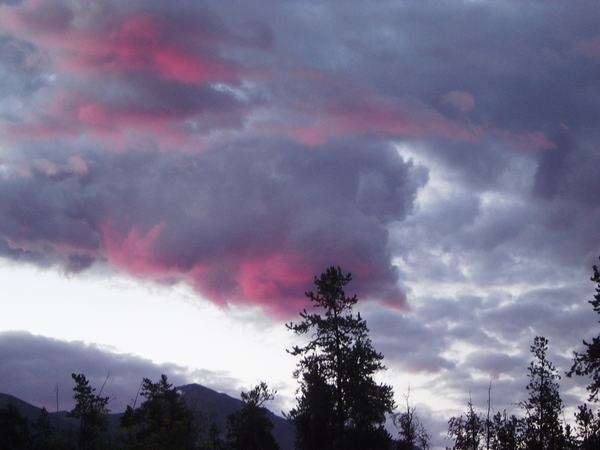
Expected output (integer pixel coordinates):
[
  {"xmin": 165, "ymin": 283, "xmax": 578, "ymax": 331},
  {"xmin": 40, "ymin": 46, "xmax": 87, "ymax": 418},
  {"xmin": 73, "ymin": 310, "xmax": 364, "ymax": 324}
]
[
  {"xmin": 0, "ymin": 137, "xmax": 426, "ymax": 316},
  {"xmin": 442, "ymin": 91, "xmax": 475, "ymax": 115},
  {"xmin": 2, "ymin": 1, "xmax": 600, "ymax": 447},
  {"xmin": 0, "ymin": 330, "xmax": 236, "ymax": 412}
]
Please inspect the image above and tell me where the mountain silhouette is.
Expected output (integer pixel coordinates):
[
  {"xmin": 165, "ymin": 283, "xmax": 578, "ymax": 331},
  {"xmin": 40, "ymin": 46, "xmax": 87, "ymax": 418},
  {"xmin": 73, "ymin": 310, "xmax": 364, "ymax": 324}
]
[{"xmin": 0, "ymin": 384, "xmax": 295, "ymax": 450}]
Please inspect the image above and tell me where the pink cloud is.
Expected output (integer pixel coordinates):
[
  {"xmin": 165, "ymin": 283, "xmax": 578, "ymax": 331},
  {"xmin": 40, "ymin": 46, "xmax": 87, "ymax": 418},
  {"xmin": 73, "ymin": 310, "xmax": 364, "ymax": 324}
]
[
  {"xmin": 442, "ymin": 90, "xmax": 476, "ymax": 114},
  {"xmin": 1, "ymin": 3, "xmax": 241, "ymax": 84},
  {"xmin": 266, "ymin": 98, "xmax": 482, "ymax": 145},
  {"xmin": 495, "ymin": 129, "xmax": 557, "ymax": 151},
  {"xmin": 3, "ymin": 0, "xmax": 74, "ymax": 34},
  {"xmin": 102, "ymin": 221, "xmax": 167, "ymax": 276}
]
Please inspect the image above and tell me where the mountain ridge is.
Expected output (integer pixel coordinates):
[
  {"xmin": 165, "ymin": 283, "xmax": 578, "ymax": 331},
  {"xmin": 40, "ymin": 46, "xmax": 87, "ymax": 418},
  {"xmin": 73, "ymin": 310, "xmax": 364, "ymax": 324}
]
[{"xmin": 0, "ymin": 384, "xmax": 295, "ymax": 450}]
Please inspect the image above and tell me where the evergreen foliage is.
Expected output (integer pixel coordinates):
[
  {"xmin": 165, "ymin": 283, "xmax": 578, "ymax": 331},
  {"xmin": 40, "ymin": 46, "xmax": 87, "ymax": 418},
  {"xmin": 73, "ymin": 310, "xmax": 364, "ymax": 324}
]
[
  {"xmin": 0, "ymin": 403, "xmax": 30, "ymax": 450},
  {"xmin": 569, "ymin": 261, "xmax": 600, "ymax": 402},
  {"xmin": 226, "ymin": 382, "xmax": 279, "ymax": 450},
  {"xmin": 573, "ymin": 404, "xmax": 600, "ymax": 450},
  {"xmin": 490, "ymin": 411, "xmax": 522, "ymax": 450},
  {"xmin": 68, "ymin": 373, "xmax": 110, "ymax": 450},
  {"xmin": 447, "ymin": 398, "xmax": 484, "ymax": 450},
  {"xmin": 287, "ymin": 266, "xmax": 395, "ymax": 450},
  {"xmin": 120, "ymin": 374, "xmax": 197, "ymax": 449},
  {"xmin": 521, "ymin": 336, "xmax": 564, "ymax": 450}
]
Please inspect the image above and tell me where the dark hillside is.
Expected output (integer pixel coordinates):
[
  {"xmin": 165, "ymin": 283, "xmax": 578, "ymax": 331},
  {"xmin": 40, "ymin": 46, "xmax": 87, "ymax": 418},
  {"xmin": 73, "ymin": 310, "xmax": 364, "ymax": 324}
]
[
  {"xmin": 0, "ymin": 393, "xmax": 78, "ymax": 431},
  {"xmin": 178, "ymin": 384, "xmax": 294, "ymax": 450},
  {"xmin": 1, "ymin": 385, "xmax": 294, "ymax": 450}
]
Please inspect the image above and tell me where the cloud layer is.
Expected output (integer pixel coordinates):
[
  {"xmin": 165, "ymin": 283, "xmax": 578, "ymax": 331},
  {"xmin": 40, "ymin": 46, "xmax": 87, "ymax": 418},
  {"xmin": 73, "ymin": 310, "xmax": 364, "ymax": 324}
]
[
  {"xmin": 0, "ymin": 331, "xmax": 234, "ymax": 413},
  {"xmin": 2, "ymin": 1, "xmax": 600, "ymax": 447}
]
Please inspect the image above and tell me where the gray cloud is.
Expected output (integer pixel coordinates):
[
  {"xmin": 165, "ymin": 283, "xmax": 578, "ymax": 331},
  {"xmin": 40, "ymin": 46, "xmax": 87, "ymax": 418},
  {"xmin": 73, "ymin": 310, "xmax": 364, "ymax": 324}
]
[
  {"xmin": 2, "ymin": 1, "xmax": 600, "ymax": 448},
  {"xmin": 0, "ymin": 137, "xmax": 425, "ymax": 314},
  {"xmin": 0, "ymin": 331, "xmax": 236, "ymax": 413}
]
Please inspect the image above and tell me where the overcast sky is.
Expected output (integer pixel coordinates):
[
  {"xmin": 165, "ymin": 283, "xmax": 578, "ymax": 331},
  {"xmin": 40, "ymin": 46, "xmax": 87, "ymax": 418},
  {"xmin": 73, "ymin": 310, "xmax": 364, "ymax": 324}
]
[{"xmin": 1, "ymin": 0, "xmax": 600, "ymax": 448}]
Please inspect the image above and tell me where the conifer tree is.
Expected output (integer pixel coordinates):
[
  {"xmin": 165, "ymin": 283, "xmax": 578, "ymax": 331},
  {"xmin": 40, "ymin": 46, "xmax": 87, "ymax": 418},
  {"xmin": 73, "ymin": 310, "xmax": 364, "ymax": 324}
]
[
  {"xmin": 226, "ymin": 382, "xmax": 279, "ymax": 450},
  {"xmin": 68, "ymin": 373, "xmax": 110, "ymax": 450},
  {"xmin": 394, "ymin": 388, "xmax": 430, "ymax": 450},
  {"xmin": 447, "ymin": 398, "xmax": 483, "ymax": 450},
  {"xmin": 0, "ymin": 404, "xmax": 30, "ymax": 450},
  {"xmin": 287, "ymin": 266, "xmax": 395, "ymax": 450},
  {"xmin": 569, "ymin": 259, "xmax": 600, "ymax": 401},
  {"xmin": 120, "ymin": 374, "xmax": 197, "ymax": 449},
  {"xmin": 521, "ymin": 336, "xmax": 564, "ymax": 450},
  {"xmin": 573, "ymin": 403, "xmax": 600, "ymax": 450},
  {"xmin": 489, "ymin": 411, "xmax": 522, "ymax": 450}
]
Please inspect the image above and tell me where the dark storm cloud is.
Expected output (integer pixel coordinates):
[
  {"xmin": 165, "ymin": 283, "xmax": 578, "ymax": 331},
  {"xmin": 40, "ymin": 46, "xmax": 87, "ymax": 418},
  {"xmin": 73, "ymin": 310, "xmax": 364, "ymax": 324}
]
[
  {"xmin": 0, "ymin": 237, "xmax": 51, "ymax": 266},
  {"xmin": 0, "ymin": 34, "xmax": 49, "ymax": 121},
  {"xmin": 0, "ymin": 331, "xmax": 231, "ymax": 412},
  {"xmin": 0, "ymin": 137, "xmax": 425, "ymax": 314}
]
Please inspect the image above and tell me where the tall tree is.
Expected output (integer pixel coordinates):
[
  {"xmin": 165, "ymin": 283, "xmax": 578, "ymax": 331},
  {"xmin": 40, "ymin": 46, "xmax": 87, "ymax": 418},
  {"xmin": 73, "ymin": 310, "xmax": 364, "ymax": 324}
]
[
  {"xmin": 568, "ymin": 259, "xmax": 600, "ymax": 402},
  {"xmin": 226, "ymin": 382, "xmax": 279, "ymax": 450},
  {"xmin": 573, "ymin": 403, "xmax": 600, "ymax": 450},
  {"xmin": 520, "ymin": 336, "xmax": 564, "ymax": 450},
  {"xmin": 287, "ymin": 266, "xmax": 395, "ymax": 450},
  {"xmin": 120, "ymin": 374, "xmax": 197, "ymax": 449},
  {"xmin": 394, "ymin": 388, "xmax": 430, "ymax": 450},
  {"xmin": 68, "ymin": 373, "xmax": 110, "ymax": 450},
  {"xmin": 447, "ymin": 397, "xmax": 484, "ymax": 450}
]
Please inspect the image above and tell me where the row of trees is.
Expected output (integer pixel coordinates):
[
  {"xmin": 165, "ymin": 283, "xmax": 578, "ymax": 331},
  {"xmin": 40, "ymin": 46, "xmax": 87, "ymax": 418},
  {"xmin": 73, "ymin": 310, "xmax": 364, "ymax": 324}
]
[
  {"xmin": 446, "ymin": 337, "xmax": 566, "ymax": 450},
  {"xmin": 446, "ymin": 261, "xmax": 600, "ymax": 450},
  {"xmin": 5, "ymin": 263, "xmax": 600, "ymax": 449},
  {"xmin": 0, "ymin": 373, "xmax": 280, "ymax": 450}
]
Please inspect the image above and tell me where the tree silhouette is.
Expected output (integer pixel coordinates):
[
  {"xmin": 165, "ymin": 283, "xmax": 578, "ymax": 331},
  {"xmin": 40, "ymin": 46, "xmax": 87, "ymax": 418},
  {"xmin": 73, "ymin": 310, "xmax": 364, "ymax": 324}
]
[
  {"xmin": 120, "ymin": 374, "xmax": 197, "ymax": 449},
  {"xmin": 0, "ymin": 404, "xmax": 30, "ymax": 450},
  {"xmin": 287, "ymin": 266, "xmax": 395, "ymax": 450},
  {"xmin": 490, "ymin": 411, "xmax": 522, "ymax": 450},
  {"xmin": 31, "ymin": 406, "xmax": 62, "ymax": 450},
  {"xmin": 226, "ymin": 382, "xmax": 279, "ymax": 450},
  {"xmin": 569, "ymin": 259, "xmax": 600, "ymax": 402},
  {"xmin": 521, "ymin": 336, "xmax": 564, "ymax": 450},
  {"xmin": 68, "ymin": 373, "xmax": 110, "ymax": 450},
  {"xmin": 447, "ymin": 397, "xmax": 483, "ymax": 450},
  {"xmin": 394, "ymin": 388, "xmax": 430, "ymax": 450},
  {"xmin": 573, "ymin": 403, "xmax": 600, "ymax": 450}
]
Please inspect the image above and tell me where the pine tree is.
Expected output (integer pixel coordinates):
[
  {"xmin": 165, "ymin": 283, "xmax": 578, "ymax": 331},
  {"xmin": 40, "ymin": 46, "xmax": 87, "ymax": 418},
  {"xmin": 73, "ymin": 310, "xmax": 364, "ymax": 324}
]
[
  {"xmin": 31, "ymin": 407, "xmax": 54, "ymax": 449},
  {"xmin": 226, "ymin": 382, "xmax": 279, "ymax": 450},
  {"xmin": 573, "ymin": 404, "xmax": 600, "ymax": 450},
  {"xmin": 490, "ymin": 411, "xmax": 522, "ymax": 450},
  {"xmin": 447, "ymin": 398, "xmax": 483, "ymax": 450},
  {"xmin": 287, "ymin": 266, "xmax": 395, "ymax": 450},
  {"xmin": 0, "ymin": 404, "xmax": 30, "ymax": 450},
  {"xmin": 568, "ymin": 259, "xmax": 600, "ymax": 402},
  {"xmin": 520, "ymin": 336, "xmax": 564, "ymax": 450},
  {"xmin": 120, "ymin": 374, "xmax": 197, "ymax": 449},
  {"xmin": 68, "ymin": 373, "xmax": 110, "ymax": 450}
]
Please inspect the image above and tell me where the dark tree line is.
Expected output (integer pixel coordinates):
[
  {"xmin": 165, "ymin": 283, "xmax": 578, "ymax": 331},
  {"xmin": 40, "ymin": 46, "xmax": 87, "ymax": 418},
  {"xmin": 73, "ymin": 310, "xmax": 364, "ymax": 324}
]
[
  {"xmin": 0, "ymin": 375, "xmax": 280, "ymax": 450},
  {"xmin": 446, "ymin": 258, "xmax": 600, "ymax": 450},
  {"xmin": 446, "ymin": 336, "xmax": 565, "ymax": 450},
  {"xmin": 8, "ymin": 261, "xmax": 600, "ymax": 450}
]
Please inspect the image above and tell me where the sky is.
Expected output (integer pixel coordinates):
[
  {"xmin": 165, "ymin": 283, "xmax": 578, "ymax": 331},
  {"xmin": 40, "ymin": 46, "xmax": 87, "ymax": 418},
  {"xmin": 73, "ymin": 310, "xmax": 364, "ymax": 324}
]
[{"xmin": 0, "ymin": 0, "xmax": 599, "ymax": 447}]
